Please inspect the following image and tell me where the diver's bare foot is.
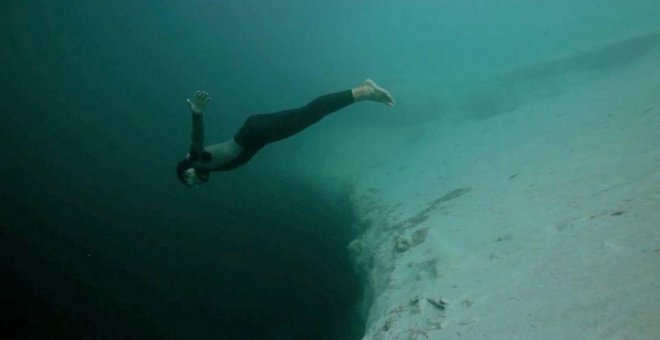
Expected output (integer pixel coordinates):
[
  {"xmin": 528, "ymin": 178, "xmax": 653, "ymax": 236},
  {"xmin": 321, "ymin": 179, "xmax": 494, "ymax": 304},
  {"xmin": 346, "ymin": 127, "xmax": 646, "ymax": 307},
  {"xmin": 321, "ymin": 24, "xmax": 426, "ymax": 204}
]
[{"xmin": 352, "ymin": 79, "xmax": 395, "ymax": 106}]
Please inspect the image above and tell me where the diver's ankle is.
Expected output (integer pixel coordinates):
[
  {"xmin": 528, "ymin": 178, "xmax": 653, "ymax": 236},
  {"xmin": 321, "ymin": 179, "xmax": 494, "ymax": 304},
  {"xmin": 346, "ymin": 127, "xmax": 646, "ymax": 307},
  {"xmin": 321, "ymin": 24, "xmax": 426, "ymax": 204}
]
[{"xmin": 352, "ymin": 84, "xmax": 373, "ymax": 102}]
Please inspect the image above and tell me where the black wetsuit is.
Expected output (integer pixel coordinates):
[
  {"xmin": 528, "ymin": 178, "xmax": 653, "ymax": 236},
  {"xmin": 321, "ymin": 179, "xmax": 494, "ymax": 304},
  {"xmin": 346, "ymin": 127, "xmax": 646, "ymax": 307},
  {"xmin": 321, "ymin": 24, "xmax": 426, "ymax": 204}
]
[{"xmin": 192, "ymin": 90, "xmax": 355, "ymax": 172}]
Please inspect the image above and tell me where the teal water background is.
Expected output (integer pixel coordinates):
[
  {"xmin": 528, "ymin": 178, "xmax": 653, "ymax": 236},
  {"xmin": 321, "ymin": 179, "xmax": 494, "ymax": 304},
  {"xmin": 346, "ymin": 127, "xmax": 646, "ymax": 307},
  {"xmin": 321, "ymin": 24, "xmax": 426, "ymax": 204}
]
[{"xmin": 2, "ymin": 1, "xmax": 660, "ymax": 339}]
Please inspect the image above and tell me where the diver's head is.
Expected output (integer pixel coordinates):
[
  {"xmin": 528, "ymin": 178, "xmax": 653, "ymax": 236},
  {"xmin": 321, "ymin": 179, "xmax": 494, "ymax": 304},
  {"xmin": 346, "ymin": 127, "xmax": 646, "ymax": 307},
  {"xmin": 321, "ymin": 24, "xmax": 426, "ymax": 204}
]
[{"xmin": 177, "ymin": 158, "xmax": 210, "ymax": 187}]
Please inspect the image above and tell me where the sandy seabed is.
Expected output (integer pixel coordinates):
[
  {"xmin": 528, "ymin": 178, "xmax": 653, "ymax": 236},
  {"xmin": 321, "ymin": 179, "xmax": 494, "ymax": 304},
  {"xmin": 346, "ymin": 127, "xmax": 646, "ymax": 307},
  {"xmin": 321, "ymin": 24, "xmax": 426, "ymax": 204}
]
[{"xmin": 295, "ymin": 34, "xmax": 660, "ymax": 340}]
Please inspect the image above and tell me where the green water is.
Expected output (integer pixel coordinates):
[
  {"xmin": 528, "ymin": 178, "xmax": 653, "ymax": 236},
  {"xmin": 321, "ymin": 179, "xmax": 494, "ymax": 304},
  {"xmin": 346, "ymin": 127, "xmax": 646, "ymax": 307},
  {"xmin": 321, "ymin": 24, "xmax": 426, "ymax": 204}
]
[{"xmin": 2, "ymin": 1, "xmax": 660, "ymax": 339}]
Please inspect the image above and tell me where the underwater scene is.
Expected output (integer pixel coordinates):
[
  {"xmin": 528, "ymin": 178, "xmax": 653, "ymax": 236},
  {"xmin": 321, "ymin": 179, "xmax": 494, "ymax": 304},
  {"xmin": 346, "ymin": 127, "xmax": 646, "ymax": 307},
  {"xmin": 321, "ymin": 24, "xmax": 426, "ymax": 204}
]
[{"xmin": 2, "ymin": 1, "xmax": 660, "ymax": 339}]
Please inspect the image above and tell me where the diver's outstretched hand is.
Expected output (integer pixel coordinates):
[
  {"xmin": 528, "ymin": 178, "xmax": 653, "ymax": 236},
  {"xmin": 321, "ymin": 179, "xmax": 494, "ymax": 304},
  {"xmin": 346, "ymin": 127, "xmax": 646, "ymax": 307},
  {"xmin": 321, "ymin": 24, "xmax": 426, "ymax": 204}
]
[
  {"xmin": 353, "ymin": 79, "xmax": 395, "ymax": 107},
  {"xmin": 187, "ymin": 90, "xmax": 212, "ymax": 114}
]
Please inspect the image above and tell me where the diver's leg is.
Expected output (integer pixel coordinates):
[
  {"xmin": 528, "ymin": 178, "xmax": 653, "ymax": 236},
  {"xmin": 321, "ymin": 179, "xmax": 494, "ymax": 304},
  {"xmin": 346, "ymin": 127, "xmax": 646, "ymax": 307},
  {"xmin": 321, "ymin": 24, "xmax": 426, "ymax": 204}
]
[
  {"xmin": 248, "ymin": 90, "xmax": 354, "ymax": 144},
  {"xmin": 234, "ymin": 79, "xmax": 395, "ymax": 146}
]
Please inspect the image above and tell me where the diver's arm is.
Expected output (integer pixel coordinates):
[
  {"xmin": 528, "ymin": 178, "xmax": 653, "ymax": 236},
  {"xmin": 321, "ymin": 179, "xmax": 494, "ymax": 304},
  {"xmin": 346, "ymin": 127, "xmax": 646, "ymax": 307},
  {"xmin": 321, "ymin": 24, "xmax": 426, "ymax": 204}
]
[
  {"xmin": 185, "ymin": 90, "xmax": 242, "ymax": 168},
  {"xmin": 189, "ymin": 112, "xmax": 204, "ymax": 158},
  {"xmin": 186, "ymin": 91, "xmax": 212, "ymax": 159}
]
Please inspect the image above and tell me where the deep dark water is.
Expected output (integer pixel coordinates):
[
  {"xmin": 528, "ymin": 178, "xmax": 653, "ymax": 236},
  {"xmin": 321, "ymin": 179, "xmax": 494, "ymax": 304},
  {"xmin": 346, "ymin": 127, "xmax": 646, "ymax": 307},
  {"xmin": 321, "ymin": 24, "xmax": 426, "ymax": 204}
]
[
  {"xmin": 1, "ymin": 2, "xmax": 366, "ymax": 339},
  {"xmin": 2, "ymin": 174, "xmax": 364, "ymax": 340}
]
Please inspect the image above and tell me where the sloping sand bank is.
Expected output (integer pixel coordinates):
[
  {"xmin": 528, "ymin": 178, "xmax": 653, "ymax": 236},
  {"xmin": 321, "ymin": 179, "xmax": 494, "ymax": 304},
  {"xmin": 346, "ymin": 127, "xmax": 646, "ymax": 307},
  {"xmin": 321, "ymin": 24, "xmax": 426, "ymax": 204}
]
[{"xmin": 345, "ymin": 33, "xmax": 660, "ymax": 339}]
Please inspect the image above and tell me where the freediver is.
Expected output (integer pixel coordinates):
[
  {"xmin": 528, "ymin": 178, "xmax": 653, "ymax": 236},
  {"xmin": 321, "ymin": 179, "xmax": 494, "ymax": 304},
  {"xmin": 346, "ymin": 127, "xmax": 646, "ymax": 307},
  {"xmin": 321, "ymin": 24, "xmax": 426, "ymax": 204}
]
[{"xmin": 177, "ymin": 79, "xmax": 395, "ymax": 186}]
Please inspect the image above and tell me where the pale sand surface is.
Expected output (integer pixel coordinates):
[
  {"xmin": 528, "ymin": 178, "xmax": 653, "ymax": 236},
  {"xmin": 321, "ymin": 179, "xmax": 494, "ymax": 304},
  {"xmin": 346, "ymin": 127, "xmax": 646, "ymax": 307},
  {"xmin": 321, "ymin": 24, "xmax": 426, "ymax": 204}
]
[
  {"xmin": 351, "ymin": 45, "xmax": 660, "ymax": 339},
  {"xmin": 287, "ymin": 35, "xmax": 660, "ymax": 339}
]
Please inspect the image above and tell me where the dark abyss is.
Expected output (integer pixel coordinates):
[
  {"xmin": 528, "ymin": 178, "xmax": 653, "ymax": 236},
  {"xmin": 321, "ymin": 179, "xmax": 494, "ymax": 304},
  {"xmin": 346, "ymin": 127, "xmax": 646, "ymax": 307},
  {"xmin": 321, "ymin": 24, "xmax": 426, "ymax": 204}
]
[
  {"xmin": 1, "ymin": 1, "xmax": 364, "ymax": 339},
  {"xmin": 1, "ymin": 175, "xmax": 364, "ymax": 340}
]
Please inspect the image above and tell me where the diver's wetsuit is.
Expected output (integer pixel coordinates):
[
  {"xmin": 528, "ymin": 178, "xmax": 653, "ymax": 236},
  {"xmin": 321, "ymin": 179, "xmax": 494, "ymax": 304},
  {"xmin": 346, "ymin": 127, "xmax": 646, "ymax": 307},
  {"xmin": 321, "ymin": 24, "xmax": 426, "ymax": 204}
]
[{"xmin": 195, "ymin": 90, "xmax": 355, "ymax": 171}]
